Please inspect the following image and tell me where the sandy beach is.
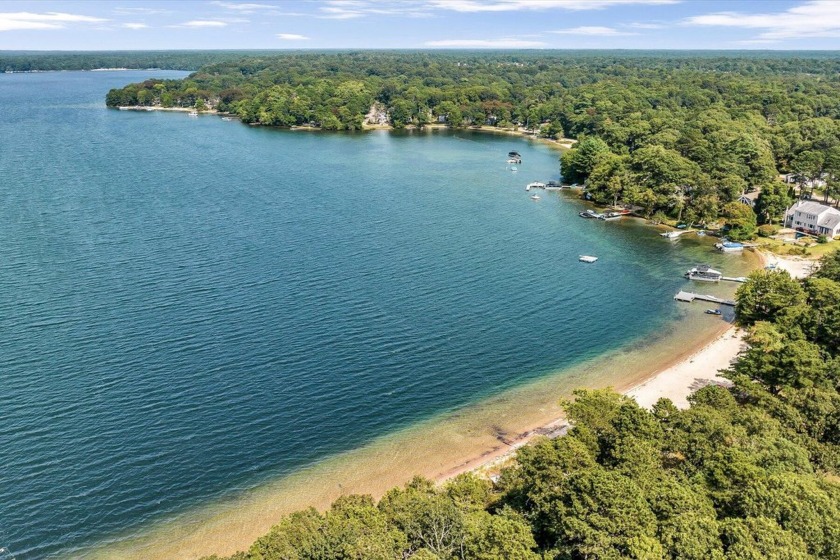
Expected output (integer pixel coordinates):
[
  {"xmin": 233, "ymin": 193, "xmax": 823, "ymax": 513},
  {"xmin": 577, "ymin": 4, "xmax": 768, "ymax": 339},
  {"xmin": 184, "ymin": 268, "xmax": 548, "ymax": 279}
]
[
  {"xmin": 91, "ymin": 306, "xmax": 747, "ymax": 560},
  {"xmin": 456, "ymin": 249, "xmax": 818, "ymax": 478},
  {"xmin": 85, "ymin": 253, "xmax": 785, "ymax": 560}
]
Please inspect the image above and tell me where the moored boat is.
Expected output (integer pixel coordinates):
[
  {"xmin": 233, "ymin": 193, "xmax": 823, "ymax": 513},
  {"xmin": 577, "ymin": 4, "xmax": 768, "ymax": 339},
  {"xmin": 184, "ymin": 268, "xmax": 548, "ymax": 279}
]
[
  {"xmin": 685, "ymin": 264, "xmax": 723, "ymax": 282},
  {"xmin": 598, "ymin": 211, "xmax": 622, "ymax": 221},
  {"xmin": 526, "ymin": 181, "xmax": 546, "ymax": 190},
  {"xmin": 579, "ymin": 255, "xmax": 598, "ymax": 263},
  {"xmin": 715, "ymin": 241, "xmax": 744, "ymax": 252},
  {"xmin": 578, "ymin": 209, "xmax": 603, "ymax": 219}
]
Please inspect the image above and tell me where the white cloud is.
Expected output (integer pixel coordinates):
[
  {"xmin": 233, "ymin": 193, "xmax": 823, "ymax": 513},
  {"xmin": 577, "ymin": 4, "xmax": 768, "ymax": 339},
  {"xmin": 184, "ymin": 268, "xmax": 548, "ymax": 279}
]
[
  {"xmin": 0, "ymin": 11, "xmax": 106, "ymax": 31},
  {"xmin": 426, "ymin": 38, "xmax": 547, "ymax": 47},
  {"xmin": 319, "ymin": 6, "xmax": 365, "ymax": 19},
  {"xmin": 179, "ymin": 20, "xmax": 229, "ymax": 27},
  {"xmin": 317, "ymin": 1, "xmax": 433, "ymax": 19},
  {"xmin": 552, "ymin": 25, "xmax": 635, "ymax": 36},
  {"xmin": 684, "ymin": 1, "xmax": 840, "ymax": 40},
  {"xmin": 626, "ymin": 22, "xmax": 664, "ymax": 29},
  {"xmin": 428, "ymin": 0, "xmax": 678, "ymax": 12},
  {"xmin": 122, "ymin": 22, "xmax": 149, "ymax": 29},
  {"xmin": 277, "ymin": 33, "xmax": 309, "ymax": 40}
]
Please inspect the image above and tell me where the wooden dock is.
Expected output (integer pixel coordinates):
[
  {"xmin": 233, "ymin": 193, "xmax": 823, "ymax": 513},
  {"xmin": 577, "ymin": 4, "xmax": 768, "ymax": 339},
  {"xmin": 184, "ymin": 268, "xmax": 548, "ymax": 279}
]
[{"xmin": 674, "ymin": 291, "xmax": 736, "ymax": 306}]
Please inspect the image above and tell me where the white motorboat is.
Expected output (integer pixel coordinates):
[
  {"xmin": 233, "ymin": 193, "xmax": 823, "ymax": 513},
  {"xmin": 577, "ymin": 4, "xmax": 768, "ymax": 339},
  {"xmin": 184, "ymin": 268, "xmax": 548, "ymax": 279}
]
[
  {"xmin": 716, "ymin": 241, "xmax": 744, "ymax": 252},
  {"xmin": 685, "ymin": 265, "xmax": 723, "ymax": 282},
  {"xmin": 579, "ymin": 255, "xmax": 598, "ymax": 263}
]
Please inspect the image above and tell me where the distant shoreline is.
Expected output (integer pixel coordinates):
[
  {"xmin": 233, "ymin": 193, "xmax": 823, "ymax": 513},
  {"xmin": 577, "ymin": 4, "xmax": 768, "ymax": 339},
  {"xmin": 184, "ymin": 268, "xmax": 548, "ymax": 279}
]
[{"xmin": 114, "ymin": 105, "xmax": 576, "ymax": 149}]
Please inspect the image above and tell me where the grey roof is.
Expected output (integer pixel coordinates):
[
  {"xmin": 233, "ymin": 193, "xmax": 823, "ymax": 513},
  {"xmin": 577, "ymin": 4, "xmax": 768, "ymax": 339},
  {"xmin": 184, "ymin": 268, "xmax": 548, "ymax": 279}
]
[
  {"xmin": 819, "ymin": 211, "xmax": 840, "ymax": 230},
  {"xmin": 791, "ymin": 201, "xmax": 835, "ymax": 215}
]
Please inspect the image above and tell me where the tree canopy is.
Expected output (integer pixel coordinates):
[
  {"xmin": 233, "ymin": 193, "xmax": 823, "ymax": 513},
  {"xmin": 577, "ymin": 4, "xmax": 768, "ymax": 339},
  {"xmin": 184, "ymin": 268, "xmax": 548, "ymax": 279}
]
[{"xmin": 104, "ymin": 51, "xmax": 840, "ymax": 224}]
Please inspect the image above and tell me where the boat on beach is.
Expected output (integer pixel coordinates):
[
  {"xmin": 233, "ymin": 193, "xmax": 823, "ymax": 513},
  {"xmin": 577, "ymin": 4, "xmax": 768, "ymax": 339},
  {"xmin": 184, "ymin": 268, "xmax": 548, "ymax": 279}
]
[
  {"xmin": 685, "ymin": 264, "xmax": 723, "ymax": 282},
  {"xmin": 579, "ymin": 255, "xmax": 598, "ymax": 263}
]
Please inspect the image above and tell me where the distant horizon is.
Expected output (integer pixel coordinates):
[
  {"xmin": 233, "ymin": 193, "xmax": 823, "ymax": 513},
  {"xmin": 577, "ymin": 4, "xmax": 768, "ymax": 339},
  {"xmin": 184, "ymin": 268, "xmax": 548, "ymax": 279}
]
[
  {"xmin": 3, "ymin": 1, "xmax": 840, "ymax": 51},
  {"xmin": 3, "ymin": 47, "xmax": 840, "ymax": 53}
]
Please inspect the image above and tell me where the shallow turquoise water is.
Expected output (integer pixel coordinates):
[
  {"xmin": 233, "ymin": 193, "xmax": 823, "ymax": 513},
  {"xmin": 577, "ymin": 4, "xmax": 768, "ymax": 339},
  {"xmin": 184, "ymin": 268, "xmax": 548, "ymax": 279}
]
[{"xmin": 0, "ymin": 71, "xmax": 753, "ymax": 558}]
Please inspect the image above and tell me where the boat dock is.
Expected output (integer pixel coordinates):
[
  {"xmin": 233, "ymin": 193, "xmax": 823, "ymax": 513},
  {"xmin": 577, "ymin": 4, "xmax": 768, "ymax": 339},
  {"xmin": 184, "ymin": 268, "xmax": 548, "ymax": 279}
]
[
  {"xmin": 674, "ymin": 291, "xmax": 736, "ymax": 306},
  {"xmin": 721, "ymin": 276, "xmax": 748, "ymax": 283}
]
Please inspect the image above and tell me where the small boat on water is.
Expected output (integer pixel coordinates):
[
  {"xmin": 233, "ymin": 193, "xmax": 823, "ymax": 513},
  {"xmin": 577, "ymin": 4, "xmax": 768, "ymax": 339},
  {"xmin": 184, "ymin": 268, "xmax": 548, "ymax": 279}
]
[
  {"xmin": 598, "ymin": 211, "xmax": 623, "ymax": 221},
  {"xmin": 221, "ymin": 116, "xmax": 233, "ymax": 121},
  {"xmin": 579, "ymin": 209, "xmax": 603, "ymax": 219},
  {"xmin": 661, "ymin": 231, "xmax": 683, "ymax": 238},
  {"xmin": 510, "ymin": 166, "xmax": 518, "ymax": 172},
  {"xmin": 527, "ymin": 181, "xmax": 546, "ymax": 190},
  {"xmin": 685, "ymin": 264, "xmax": 723, "ymax": 282},
  {"xmin": 579, "ymin": 255, "xmax": 598, "ymax": 263},
  {"xmin": 188, "ymin": 111, "xmax": 199, "ymax": 117},
  {"xmin": 530, "ymin": 194, "xmax": 541, "ymax": 200},
  {"xmin": 705, "ymin": 309, "xmax": 722, "ymax": 315},
  {"xmin": 716, "ymin": 241, "xmax": 744, "ymax": 252}
]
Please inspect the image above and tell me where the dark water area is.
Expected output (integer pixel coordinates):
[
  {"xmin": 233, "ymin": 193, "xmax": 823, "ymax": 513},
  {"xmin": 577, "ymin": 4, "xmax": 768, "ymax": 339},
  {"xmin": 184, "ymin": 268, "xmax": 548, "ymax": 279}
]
[{"xmin": 0, "ymin": 71, "xmax": 753, "ymax": 558}]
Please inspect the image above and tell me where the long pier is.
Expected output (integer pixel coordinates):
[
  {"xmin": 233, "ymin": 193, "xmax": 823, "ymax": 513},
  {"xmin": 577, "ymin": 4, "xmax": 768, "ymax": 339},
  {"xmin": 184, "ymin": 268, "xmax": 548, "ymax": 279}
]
[{"xmin": 674, "ymin": 291, "xmax": 736, "ymax": 306}]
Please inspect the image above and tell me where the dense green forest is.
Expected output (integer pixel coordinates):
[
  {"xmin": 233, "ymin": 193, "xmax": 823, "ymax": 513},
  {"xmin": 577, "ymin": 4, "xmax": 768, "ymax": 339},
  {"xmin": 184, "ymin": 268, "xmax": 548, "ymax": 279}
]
[
  {"xmin": 0, "ymin": 50, "xmax": 291, "ymax": 72},
  {"xmin": 201, "ymin": 251, "xmax": 840, "ymax": 560},
  {"xmin": 104, "ymin": 51, "xmax": 840, "ymax": 223}
]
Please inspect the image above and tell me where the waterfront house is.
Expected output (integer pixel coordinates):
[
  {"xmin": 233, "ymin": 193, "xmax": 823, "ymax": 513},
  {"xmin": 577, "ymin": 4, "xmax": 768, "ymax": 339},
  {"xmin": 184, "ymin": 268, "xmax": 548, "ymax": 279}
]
[
  {"xmin": 738, "ymin": 191, "xmax": 759, "ymax": 208},
  {"xmin": 784, "ymin": 200, "xmax": 840, "ymax": 238},
  {"xmin": 782, "ymin": 172, "xmax": 827, "ymax": 190}
]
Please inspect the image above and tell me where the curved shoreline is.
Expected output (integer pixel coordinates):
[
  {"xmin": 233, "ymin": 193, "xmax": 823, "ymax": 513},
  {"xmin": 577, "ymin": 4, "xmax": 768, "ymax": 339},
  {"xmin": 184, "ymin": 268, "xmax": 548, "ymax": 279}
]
[
  {"xmin": 114, "ymin": 106, "xmax": 576, "ymax": 151},
  {"xmin": 82, "ymin": 249, "xmax": 761, "ymax": 560}
]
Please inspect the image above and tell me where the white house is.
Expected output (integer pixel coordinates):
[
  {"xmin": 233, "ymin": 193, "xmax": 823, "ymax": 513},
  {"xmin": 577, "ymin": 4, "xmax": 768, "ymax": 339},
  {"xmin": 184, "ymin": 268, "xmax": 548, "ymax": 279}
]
[
  {"xmin": 782, "ymin": 172, "xmax": 828, "ymax": 190},
  {"xmin": 785, "ymin": 200, "xmax": 840, "ymax": 238}
]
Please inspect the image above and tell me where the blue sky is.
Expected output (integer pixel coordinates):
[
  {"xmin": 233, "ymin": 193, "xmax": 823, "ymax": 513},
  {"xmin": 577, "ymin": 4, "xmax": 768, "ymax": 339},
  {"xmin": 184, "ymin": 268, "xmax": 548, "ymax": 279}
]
[{"xmin": 1, "ymin": 1, "xmax": 840, "ymax": 50}]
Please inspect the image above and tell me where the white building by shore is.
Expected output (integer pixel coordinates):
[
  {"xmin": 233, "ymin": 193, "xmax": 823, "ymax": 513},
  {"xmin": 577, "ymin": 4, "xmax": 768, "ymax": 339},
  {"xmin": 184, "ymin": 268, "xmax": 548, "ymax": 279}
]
[{"xmin": 784, "ymin": 200, "xmax": 840, "ymax": 238}]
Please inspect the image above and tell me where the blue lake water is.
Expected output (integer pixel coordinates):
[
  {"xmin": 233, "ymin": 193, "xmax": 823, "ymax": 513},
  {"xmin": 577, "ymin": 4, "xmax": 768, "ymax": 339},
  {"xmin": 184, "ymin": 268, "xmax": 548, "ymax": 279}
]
[{"xmin": 0, "ymin": 71, "xmax": 753, "ymax": 558}]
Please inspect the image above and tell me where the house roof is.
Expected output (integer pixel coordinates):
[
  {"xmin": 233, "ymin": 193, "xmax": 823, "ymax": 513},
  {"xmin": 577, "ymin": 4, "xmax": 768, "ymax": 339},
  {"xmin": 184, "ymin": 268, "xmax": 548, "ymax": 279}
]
[
  {"xmin": 740, "ymin": 191, "xmax": 760, "ymax": 201},
  {"xmin": 820, "ymin": 211, "xmax": 840, "ymax": 230},
  {"xmin": 790, "ymin": 200, "xmax": 835, "ymax": 215}
]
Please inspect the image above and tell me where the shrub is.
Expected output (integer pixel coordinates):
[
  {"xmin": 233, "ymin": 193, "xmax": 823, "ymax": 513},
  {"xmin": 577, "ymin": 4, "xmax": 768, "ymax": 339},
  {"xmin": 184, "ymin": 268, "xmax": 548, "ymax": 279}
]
[
  {"xmin": 817, "ymin": 234, "xmax": 828, "ymax": 244},
  {"xmin": 758, "ymin": 224, "xmax": 780, "ymax": 237}
]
